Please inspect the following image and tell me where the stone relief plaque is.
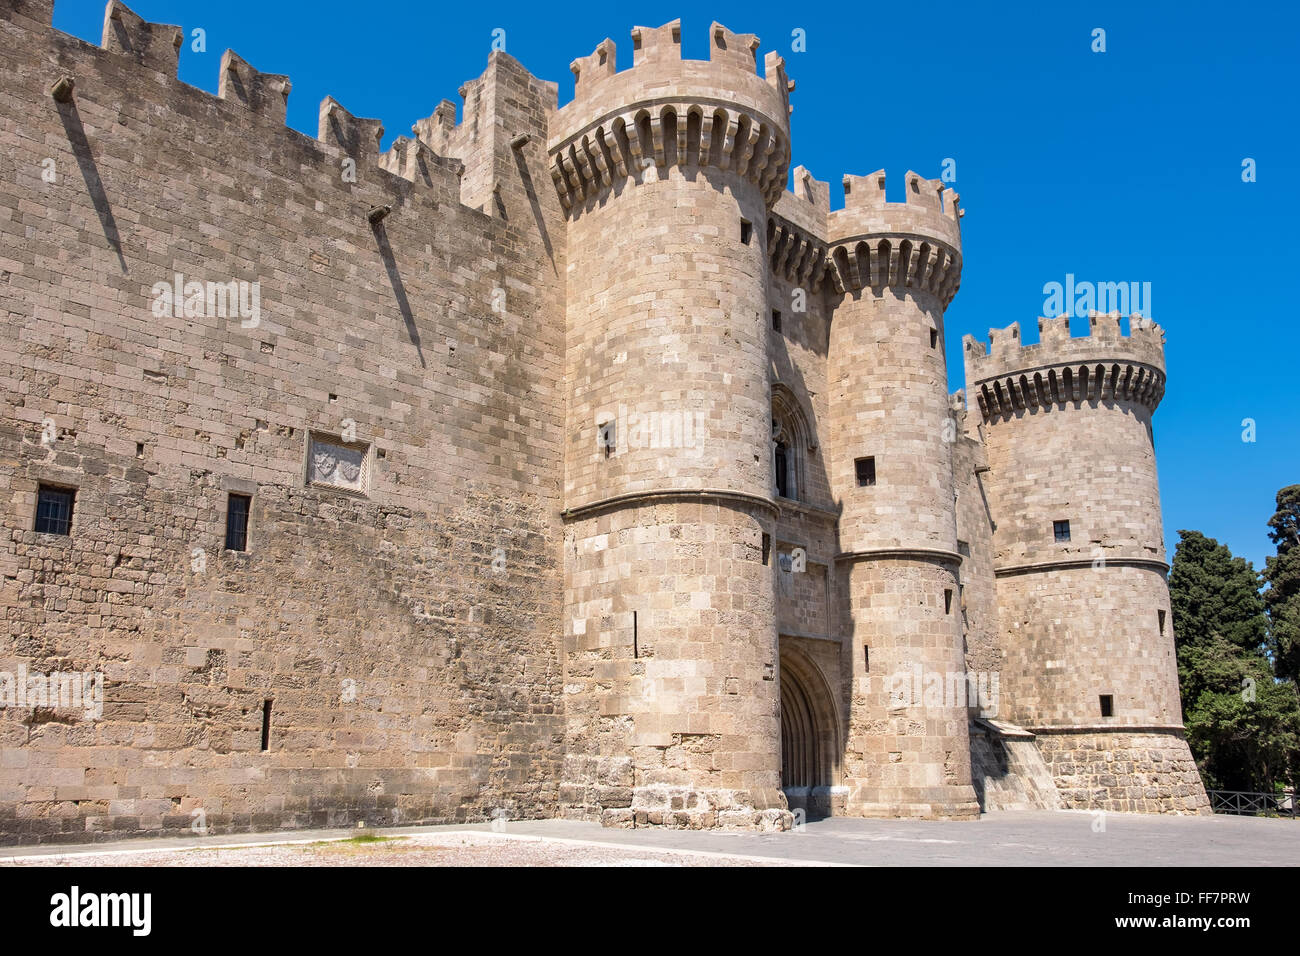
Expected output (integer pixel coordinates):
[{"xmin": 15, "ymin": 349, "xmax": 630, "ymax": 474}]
[{"xmin": 308, "ymin": 434, "xmax": 369, "ymax": 494}]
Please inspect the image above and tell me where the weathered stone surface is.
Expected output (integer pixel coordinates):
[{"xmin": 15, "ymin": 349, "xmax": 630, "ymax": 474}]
[{"xmin": 0, "ymin": 10, "xmax": 1207, "ymax": 844}]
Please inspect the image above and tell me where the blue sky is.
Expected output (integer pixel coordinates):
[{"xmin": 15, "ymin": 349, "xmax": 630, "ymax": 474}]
[{"xmin": 50, "ymin": 0, "xmax": 1298, "ymax": 572}]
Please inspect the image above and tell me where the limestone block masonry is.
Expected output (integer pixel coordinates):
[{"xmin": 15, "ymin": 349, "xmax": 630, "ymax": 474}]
[
  {"xmin": 964, "ymin": 315, "xmax": 1209, "ymax": 814},
  {"xmin": 0, "ymin": 2, "xmax": 1206, "ymax": 844}
]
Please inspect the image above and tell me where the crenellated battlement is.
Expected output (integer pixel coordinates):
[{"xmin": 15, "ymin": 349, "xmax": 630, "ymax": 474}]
[
  {"xmin": 219, "ymin": 50, "xmax": 291, "ymax": 124},
  {"xmin": 14, "ymin": 1, "xmax": 565, "ymax": 218},
  {"xmin": 772, "ymin": 165, "xmax": 829, "ymax": 232},
  {"xmin": 963, "ymin": 313, "xmax": 1167, "ymax": 419},
  {"xmin": 766, "ymin": 166, "xmax": 831, "ymax": 287},
  {"xmin": 828, "ymin": 170, "xmax": 962, "ymax": 248},
  {"xmin": 33, "ymin": 4, "xmax": 796, "ymax": 221},
  {"xmin": 559, "ymin": 20, "xmax": 792, "ymax": 126},
  {"xmin": 319, "ymin": 97, "xmax": 384, "ymax": 164},
  {"xmin": 101, "ymin": 0, "xmax": 182, "ymax": 71},
  {"xmin": 822, "ymin": 171, "xmax": 962, "ymax": 306},
  {"xmin": 547, "ymin": 20, "xmax": 794, "ymax": 212}
]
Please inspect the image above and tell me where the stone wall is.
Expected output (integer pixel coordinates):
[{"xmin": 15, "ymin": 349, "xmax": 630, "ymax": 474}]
[
  {"xmin": 0, "ymin": 1, "xmax": 566, "ymax": 843},
  {"xmin": 841, "ymin": 557, "xmax": 977, "ymax": 818},
  {"xmin": 953, "ymin": 408, "xmax": 1001, "ymax": 684},
  {"xmin": 995, "ymin": 566, "xmax": 1181, "ymax": 726},
  {"xmin": 560, "ymin": 500, "xmax": 786, "ymax": 828}
]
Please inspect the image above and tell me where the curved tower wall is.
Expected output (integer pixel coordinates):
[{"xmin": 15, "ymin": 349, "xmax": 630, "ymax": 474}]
[
  {"xmin": 965, "ymin": 314, "xmax": 1209, "ymax": 813},
  {"xmin": 554, "ymin": 21, "xmax": 794, "ymax": 828},
  {"xmin": 825, "ymin": 172, "xmax": 979, "ymax": 819}
]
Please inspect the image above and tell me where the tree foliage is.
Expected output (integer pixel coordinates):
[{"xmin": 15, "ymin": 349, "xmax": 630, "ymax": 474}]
[
  {"xmin": 1264, "ymin": 485, "xmax": 1300, "ymax": 684},
  {"xmin": 1169, "ymin": 529, "xmax": 1300, "ymax": 793}
]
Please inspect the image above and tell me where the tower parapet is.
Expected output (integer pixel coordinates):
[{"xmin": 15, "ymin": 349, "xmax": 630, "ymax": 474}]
[
  {"xmin": 548, "ymin": 20, "xmax": 793, "ymax": 212},
  {"xmin": 768, "ymin": 167, "xmax": 830, "ymax": 288},
  {"xmin": 965, "ymin": 313, "xmax": 1166, "ymax": 420},
  {"xmin": 825, "ymin": 171, "xmax": 962, "ymax": 306}
]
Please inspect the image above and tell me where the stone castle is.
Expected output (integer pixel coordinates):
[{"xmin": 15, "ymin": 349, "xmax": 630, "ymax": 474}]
[{"xmin": 0, "ymin": 1, "xmax": 1208, "ymax": 843}]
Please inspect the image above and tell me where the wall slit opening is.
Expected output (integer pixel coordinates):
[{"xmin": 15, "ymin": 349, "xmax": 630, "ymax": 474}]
[{"xmin": 261, "ymin": 699, "xmax": 272, "ymax": 751}]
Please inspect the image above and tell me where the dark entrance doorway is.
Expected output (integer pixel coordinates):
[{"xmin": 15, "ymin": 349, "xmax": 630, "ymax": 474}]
[{"xmin": 779, "ymin": 648, "xmax": 839, "ymax": 818}]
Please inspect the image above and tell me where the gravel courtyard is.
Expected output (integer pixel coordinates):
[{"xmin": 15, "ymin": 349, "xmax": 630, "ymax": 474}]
[
  {"xmin": 2, "ymin": 830, "xmax": 796, "ymax": 867},
  {"xmin": 4, "ymin": 810, "xmax": 1297, "ymax": 867}
]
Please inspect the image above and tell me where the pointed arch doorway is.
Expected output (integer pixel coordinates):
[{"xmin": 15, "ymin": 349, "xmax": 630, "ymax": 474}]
[{"xmin": 779, "ymin": 645, "xmax": 841, "ymax": 819}]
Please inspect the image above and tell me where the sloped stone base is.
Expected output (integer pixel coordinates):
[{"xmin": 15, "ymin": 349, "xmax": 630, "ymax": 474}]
[
  {"xmin": 1032, "ymin": 728, "xmax": 1211, "ymax": 814},
  {"xmin": 969, "ymin": 719, "xmax": 1063, "ymax": 811}
]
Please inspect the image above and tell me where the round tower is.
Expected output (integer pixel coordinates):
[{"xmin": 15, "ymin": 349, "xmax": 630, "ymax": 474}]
[
  {"xmin": 825, "ymin": 171, "xmax": 980, "ymax": 818},
  {"xmin": 964, "ymin": 313, "xmax": 1208, "ymax": 813},
  {"xmin": 551, "ymin": 21, "xmax": 794, "ymax": 827}
]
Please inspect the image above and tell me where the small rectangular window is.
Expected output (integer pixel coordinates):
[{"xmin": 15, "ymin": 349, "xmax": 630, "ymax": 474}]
[
  {"xmin": 225, "ymin": 493, "xmax": 251, "ymax": 552},
  {"xmin": 761, "ymin": 533, "xmax": 771, "ymax": 566},
  {"xmin": 740, "ymin": 219, "xmax": 753, "ymax": 245},
  {"xmin": 1158, "ymin": 609, "xmax": 1166, "ymax": 635},
  {"xmin": 1053, "ymin": 520, "xmax": 1071, "ymax": 542},
  {"xmin": 944, "ymin": 588, "xmax": 953, "ymax": 614},
  {"xmin": 34, "ymin": 485, "xmax": 75, "ymax": 536},
  {"xmin": 863, "ymin": 646, "xmax": 870, "ymax": 672},
  {"xmin": 1099, "ymin": 694, "xmax": 1113, "ymax": 717},
  {"xmin": 597, "ymin": 420, "xmax": 616, "ymax": 458},
  {"xmin": 929, "ymin": 328, "xmax": 938, "ymax": 349},
  {"xmin": 855, "ymin": 457, "xmax": 876, "ymax": 487},
  {"xmin": 772, "ymin": 309, "xmax": 782, "ymax": 332}
]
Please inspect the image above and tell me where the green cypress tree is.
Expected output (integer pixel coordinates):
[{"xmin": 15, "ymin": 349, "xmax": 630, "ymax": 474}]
[
  {"xmin": 1264, "ymin": 485, "xmax": 1300, "ymax": 685},
  {"xmin": 1169, "ymin": 530, "xmax": 1300, "ymax": 793}
]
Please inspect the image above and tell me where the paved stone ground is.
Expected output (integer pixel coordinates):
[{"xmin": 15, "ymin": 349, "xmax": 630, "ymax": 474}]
[
  {"xmin": 2, "ymin": 811, "xmax": 1296, "ymax": 866},
  {"xmin": 1, "ymin": 831, "xmax": 794, "ymax": 867}
]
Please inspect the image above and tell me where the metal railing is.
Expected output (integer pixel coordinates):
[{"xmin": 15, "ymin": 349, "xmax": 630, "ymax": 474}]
[{"xmin": 1207, "ymin": 789, "xmax": 1297, "ymax": 818}]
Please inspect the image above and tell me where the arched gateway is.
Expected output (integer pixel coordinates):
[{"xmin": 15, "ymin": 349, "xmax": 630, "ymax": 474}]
[{"xmin": 778, "ymin": 647, "xmax": 841, "ymax": 818}]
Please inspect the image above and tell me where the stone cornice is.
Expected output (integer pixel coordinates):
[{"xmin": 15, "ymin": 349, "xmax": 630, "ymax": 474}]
[
  {"xmin": 561, "ymin": 488, "xmax": 780, "ymax": 521},
  {"xmin": 1027, "ymin": 724, "xmax": 1188, "ymax": 736},
  {"xmin": 548, "ymin": 97, "xmax": 791, "ymax": 213},
  {"xmin": 993, "ymin": 557, "xmax": 1169, "ymax": 577},
  {"xmin": 973, "ymin": 358, "xmax": 1166, "ymax": 421},
  {"xmin": 834, "ymin": 547, "xmax": 963, "ymax": 566},
  {"xmin": 767, "ymin": 213, "xmax": 828, "ymax": 288},
  {"xmin": 825, "ymin": 233, "xmax": 962, "ymax": 309}
]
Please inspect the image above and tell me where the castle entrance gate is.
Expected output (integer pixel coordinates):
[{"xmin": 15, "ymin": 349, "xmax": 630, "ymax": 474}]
[{"xmin": 779, "ymin": 645, "xmax": 841, "ymax": 818}]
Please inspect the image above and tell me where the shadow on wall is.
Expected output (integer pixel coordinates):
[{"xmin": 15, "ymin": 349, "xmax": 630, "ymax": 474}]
[
  {"xmin": 56, "ymin": 99, "xmax": 127, "ymax": 273},
  {"xmin": 513, "ymin": 146, "xmax": 555, "ymax": 275},
  {"xmin": 371, "ymin": 220, "xmax": 426, "ymax": 368},
  {"xmin": 968, "ymin": 719, "xmax": 1063, "ymax": 812}
]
